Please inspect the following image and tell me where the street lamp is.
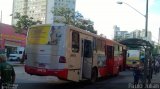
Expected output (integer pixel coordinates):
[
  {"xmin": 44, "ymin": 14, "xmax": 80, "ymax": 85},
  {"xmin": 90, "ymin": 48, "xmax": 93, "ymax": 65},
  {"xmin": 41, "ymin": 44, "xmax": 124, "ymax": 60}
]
[
  {"xmin": 117, "ymin": 1, "xmax": 146, "ymax": 17},
  {"xmin": 117, "ymin": 0, "xmax": 148, "ymax": 37},
  {"xmin": 117, "ymin": 0, "xmax": 149, "ymax": 88}
]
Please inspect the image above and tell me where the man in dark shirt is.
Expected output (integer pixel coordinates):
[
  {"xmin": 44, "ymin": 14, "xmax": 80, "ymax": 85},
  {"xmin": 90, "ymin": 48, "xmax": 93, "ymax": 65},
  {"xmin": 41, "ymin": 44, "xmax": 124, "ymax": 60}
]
[
  {"xmin": 132, "ymin": 61, "xmax": 143, "ymax": 86},
  {"xmin": 0, "ymin": 54, "xmax": 15, "ymax": 89}
]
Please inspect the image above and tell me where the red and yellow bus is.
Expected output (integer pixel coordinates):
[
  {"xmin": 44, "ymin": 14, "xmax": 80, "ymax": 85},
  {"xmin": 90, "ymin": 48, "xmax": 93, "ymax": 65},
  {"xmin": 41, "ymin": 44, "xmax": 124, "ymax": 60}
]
[{"xmin": 24, "ymin": 24, "xmax": 126, "ymax": 82}]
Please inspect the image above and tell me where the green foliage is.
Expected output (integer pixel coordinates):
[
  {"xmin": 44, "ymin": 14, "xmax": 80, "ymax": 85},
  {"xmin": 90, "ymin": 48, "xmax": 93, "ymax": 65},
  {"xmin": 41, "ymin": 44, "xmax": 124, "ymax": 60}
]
[
  {"xmin": 51, "ymin": 7, "xmax": 97, "ymax": 34},
  {"xmin": 12, "ymin": 12, "xmax": 42, "ymax": 33}
]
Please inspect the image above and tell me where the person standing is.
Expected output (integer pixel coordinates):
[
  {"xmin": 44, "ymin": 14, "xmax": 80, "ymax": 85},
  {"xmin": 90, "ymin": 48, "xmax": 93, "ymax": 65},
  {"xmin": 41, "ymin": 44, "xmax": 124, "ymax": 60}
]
[
  {"xmin": 155, "ymin": 60, "xmax": 160, "ymax": 74},
  {"xmin": 133, "ymin": 62, "xmax": 140, "ymax": 86},
  {"xmin": 0, "ymin": 54, "xmax": 15, "ymax": 89}
]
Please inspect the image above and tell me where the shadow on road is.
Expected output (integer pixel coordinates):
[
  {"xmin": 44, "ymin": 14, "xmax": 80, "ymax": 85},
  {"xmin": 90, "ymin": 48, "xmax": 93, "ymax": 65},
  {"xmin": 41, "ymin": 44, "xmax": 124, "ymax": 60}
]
[
  {"xmin": 17, "ymin": 70, "xmax": 135, "ymax": 89},
  {"xmin": 18, "ymin": 70, "xmax": 160, "ymax": 89},
  {"xmin": 17, "ymin": 81, "xmax": 94, "ymax": 89}
]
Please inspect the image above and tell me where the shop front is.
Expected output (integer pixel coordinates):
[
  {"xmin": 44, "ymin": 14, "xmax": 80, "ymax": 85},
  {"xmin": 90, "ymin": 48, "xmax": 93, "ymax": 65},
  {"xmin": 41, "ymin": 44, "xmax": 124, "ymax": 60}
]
[{"xmin": 0, "ymin": 23, "xmax": 26, "ymax": 58}]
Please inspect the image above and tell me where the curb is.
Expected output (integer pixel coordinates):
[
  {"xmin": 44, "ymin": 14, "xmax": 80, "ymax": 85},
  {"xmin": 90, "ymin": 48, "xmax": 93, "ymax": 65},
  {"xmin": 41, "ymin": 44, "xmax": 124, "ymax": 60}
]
[
  {"xmin": 8, "ymin": 62, "xmax": 24, "ymax": 66},
  {"xmin": 12, "ymin": 64, "xmax": 24, "ymax": 66}
]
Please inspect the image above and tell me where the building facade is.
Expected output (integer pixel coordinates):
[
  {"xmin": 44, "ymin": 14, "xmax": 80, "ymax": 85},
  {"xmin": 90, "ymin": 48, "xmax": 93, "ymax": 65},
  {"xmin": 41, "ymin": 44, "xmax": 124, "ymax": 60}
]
[
  {"xmin": 12, "ymin": 0, "xmax": 28, "ymax": 25},
  {"xmin": 113, "ymin": 25, "xmax": 121, "ymax": 41},
  {"xmin": 130, "ymin": 30, "xmax": 141, "ymax": 39},
  {"xmin": 12, "ymin": 0, "xmax": 76, "ymax": 25},
  {"xmin": 113, "ymin": 25, "xmax": 152, "ymax": 42},
  {"xmin": 0, "ymin": 23, "xmax": 26, "ymax": 57},
  {"xmin": 140, "ymin": 29, "xmax": 152, "ymax": 42},
  {"xmin": 113, "ymin": 25, "xmax": 130, "ymax": 41}
]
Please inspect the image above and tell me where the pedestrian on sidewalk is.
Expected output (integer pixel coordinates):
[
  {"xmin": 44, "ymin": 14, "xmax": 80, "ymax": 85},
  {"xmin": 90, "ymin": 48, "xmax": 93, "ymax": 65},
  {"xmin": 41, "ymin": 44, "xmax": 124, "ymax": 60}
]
[
  {"xmin": 132, "ymin": 61, "xmax": 144, "ymax": 86},
  {"xmin": 155, "ymin": 60, "xmax": 160, "ymax": 74},
  {"xmin": 0, "ymin": 54, "xmax": 15, "ymax": 89},
  {"xmin": 133, "ymin": 62, "xmax": 140, "ymax": 86}
]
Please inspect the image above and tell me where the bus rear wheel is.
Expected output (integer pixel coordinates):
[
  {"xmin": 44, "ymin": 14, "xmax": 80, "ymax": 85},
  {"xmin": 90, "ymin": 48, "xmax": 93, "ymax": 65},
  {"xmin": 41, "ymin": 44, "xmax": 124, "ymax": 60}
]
[{"xmin": 90, "ymin": 68, "xmax": 98, "ymax": 83}]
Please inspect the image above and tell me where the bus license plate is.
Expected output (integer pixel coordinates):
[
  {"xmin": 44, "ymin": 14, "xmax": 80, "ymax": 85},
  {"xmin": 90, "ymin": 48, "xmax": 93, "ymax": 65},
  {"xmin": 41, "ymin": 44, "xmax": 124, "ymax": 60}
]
[
  {"xmin": 37, "ymin": 69, "xmax": 46, "ymax": 72},
  {"xmin": 38, "ymin": 63, "xmax": 46, "ymax": 67}
]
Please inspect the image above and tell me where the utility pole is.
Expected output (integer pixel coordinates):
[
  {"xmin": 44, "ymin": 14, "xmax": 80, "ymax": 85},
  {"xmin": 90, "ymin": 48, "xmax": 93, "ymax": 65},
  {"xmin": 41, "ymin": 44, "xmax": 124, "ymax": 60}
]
[
  {"xmin": 145, "ymin": 0, "xmax": 148, "ymax": 37},
  {"xmin": 117, "ymin": 0, "xmax": 150, "ymax": 87},
  {"xmin": 158, "ymin": 28, "xmax": 160, "ymax": 54},
  {"xmin": 143, "ymin": 0, "xmax": 149, "ymax": 88}
]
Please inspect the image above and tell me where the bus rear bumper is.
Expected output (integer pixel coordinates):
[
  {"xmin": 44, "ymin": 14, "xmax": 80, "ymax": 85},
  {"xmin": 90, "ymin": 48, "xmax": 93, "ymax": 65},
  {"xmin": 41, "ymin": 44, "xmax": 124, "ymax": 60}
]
[{"xmin": 24, "ymin": 65, "xmax": 68, "ymax": 79}]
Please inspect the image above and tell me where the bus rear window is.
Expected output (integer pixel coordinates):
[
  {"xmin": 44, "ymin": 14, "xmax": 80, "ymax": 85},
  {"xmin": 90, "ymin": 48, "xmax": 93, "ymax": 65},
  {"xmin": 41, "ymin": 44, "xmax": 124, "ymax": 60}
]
[{"xmin": 27, "ymin": 26, "xmax": 51, "ymax": 45}]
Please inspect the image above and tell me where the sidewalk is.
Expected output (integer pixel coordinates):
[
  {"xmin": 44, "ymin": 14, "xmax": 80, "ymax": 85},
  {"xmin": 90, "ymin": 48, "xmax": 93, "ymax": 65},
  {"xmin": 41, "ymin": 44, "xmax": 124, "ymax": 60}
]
[
  {"xmin": 7, "ymin": 61, "xmax": 24, "ymax": 66},
  {"xmin": 151, "ymin": 72, "xmax": 160, "ymax": 83}
]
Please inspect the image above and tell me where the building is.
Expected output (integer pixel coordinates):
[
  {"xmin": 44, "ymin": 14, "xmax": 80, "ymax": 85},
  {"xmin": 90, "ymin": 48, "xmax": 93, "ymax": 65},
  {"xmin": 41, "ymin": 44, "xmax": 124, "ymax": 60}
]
[
  {"xmin": 12, "ymin": 0, "xmax": 76, "ymax": 25},
  {"xmin": 12, "ymin": 0, "xmax": 28, "ymax": 25},
  {"xmin": 0, "ymin": 23, "xmax": 26, "ymax": 57},
  {"xmin": 113, "ymin": 25, "xmax": 152, "ymax": 42},
  {"xmin": 140, "ymin": 29, "xmax": 152, "ymax": 42},
  {"xmin": 130, "ymin": 30, "xmax": 141, "ymax": 39},
  {"xmin": 113, "ymin": 25, "xmax": 130, "ymax": 41},
  {"xmin": 113, "ymin": 25, "xmax": 121, "ymax": 41}
]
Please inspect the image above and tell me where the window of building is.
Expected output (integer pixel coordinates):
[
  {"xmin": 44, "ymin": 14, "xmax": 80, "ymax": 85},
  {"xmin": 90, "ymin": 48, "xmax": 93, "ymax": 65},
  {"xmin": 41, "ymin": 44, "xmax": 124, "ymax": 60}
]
[
  {"xmin": 72, "ymin": 31, "xmax": 79, "ymax": 53},
  {"xmin": 54, "ymin": 2, "xmax": 57, "ymax": 5}
]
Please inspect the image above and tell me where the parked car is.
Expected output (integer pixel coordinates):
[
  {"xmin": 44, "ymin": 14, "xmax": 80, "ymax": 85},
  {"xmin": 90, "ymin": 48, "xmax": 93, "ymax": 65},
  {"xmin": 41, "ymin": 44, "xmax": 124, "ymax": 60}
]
[
  {"xmin": 8, "ymin": 51, "xmax": 19, "ymax": 61},
  {"xmin": 8, "ymin": 47, "xmax": 24, "ymax": 61}
]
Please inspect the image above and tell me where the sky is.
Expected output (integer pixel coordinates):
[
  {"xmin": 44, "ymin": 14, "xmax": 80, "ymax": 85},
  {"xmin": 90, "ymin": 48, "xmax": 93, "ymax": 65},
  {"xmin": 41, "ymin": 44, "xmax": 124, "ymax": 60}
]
[{"xmin": 0, "ymin": 0, "xmax": 160, "ymax": 42}]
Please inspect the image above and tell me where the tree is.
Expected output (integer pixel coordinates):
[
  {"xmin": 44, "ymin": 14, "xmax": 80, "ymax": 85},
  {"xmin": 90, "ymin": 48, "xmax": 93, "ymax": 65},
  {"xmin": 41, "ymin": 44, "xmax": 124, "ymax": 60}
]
[
  {"xmin": 11, "ymin": 13, "xmax": 42, "ymax": 64},
  {"xmin": 51, "ymin": 7, "xmax": 97, "ymax": 34},
  {"xmin": 12, "ymin": 12, "xmax": 42, "ymax": 33}
]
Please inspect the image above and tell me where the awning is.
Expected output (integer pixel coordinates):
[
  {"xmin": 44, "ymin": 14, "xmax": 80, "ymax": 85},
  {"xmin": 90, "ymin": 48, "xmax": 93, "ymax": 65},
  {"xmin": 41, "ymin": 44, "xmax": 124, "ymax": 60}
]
[{"xmin": 119, "ymin": 38, "xmax": 153, "ymax": 48}]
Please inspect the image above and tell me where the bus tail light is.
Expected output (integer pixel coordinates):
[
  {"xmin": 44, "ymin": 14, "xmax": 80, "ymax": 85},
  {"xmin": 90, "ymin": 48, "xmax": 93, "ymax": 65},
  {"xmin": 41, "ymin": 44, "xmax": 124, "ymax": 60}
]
[{"xmin": 59, "ymin": 56, "xmax": 66, "ymax": 63}]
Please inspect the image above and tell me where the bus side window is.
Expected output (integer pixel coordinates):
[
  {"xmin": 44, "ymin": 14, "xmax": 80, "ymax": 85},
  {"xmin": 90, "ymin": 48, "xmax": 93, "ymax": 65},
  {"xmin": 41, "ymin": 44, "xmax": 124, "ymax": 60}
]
[
  {"xmin": 84, "ymin": 41, "xmax": 92, "ymax": 58},
  {"xmin": 72, "ymin": 31, "xmax": 79, "ymax": 53},
  {"xmin": 107, "ymin": 46, "xmax": 113, "ymax": 59},
  {"xmin": 93, "ymin": 38, "xmax": 97, "ymax": 51},
  {"xmin": 96, "ymin": 39, "xmax": 101, "ymax": 51}
]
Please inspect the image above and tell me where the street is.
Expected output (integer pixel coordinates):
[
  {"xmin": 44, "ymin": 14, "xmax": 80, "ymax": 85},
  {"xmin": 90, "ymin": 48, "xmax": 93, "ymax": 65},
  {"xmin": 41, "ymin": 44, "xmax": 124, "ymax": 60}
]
[{"xmin": 13, "ymin": 65, "xmax": 160, "ymax": 89}]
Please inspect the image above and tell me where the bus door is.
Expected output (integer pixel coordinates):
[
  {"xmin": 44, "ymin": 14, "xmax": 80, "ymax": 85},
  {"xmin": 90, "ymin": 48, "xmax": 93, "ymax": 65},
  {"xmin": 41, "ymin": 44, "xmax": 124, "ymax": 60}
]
[
  {"xmin": 106, "ymin": 45, "xmax": 114, "ymax": 74},
  {"xmin": 81, "ymin": 39, "xmax": 93, "ymax": 79},
  {"xmin": 67, "ymin": 31, "xmax": 80, "ymax": 82}
]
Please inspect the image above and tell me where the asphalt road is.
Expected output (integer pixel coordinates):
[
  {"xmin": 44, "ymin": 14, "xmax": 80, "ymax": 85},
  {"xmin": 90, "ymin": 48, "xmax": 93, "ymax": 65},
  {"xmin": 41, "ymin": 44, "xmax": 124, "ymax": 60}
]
[{"xmin": 13, "ymin": 66, "xmax": 160, "ymax": 89}]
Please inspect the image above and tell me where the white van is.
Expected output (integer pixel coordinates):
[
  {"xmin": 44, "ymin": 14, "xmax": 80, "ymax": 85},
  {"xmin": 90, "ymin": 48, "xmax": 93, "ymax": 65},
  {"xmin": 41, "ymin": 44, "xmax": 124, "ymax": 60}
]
[{"xmin": 8, "ymin": 47, "xmax": 24, "ymax": 61}]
